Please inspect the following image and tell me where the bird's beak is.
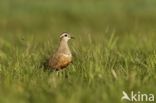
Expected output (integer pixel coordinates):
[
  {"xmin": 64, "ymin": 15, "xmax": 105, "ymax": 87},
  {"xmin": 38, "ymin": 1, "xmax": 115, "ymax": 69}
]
[{"xmin": 71, "ymin": 37, "xmax": 75, "ymax": 39}]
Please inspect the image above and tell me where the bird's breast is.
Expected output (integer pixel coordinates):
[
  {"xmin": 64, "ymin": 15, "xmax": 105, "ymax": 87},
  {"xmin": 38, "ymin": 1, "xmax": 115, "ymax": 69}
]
[
  {"xmin": 62, "ymin": 54, "xmax": 72, "ymax": 58},
  {"xmin": 49, "ymin": 53, "xmax": 72, "ymax": 70}
]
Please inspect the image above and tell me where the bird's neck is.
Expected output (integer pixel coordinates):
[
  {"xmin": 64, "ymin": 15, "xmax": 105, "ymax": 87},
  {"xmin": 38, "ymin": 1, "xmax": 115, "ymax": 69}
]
[{"xmin": 58, "ymin": 40, "xmax": 71, "ymax": 54}]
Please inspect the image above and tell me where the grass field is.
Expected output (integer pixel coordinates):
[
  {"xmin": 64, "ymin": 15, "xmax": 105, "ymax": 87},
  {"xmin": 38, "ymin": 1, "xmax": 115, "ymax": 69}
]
[{"xmin": 0, "ymin": 0, "xmax": 156, "ymax": 103}]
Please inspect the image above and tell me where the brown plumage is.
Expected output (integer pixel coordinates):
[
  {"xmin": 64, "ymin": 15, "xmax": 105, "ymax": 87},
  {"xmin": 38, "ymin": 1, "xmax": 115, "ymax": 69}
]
[{"xmin": 48, "ymin": 33, "xmax": 74, "ymax": 70}]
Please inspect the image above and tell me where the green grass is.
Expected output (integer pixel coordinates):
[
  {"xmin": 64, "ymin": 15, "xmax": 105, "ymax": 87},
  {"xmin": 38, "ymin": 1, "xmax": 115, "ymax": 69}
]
[{"xmin": 0, "ymin": 0, "xmax": 156, "ymax": 103}]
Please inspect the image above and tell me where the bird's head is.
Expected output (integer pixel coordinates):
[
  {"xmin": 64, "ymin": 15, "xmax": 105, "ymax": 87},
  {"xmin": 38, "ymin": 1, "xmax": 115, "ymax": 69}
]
[{"xmin": 60, "ymin": 32, "xmax": 74, "ymax": 42}]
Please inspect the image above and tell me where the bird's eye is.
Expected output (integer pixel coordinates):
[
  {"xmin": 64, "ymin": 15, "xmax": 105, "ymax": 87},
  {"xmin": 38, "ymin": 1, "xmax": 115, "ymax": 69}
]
[{"xmin": 65, "ymin": 35, "xmax": 67, "ymax": 37}]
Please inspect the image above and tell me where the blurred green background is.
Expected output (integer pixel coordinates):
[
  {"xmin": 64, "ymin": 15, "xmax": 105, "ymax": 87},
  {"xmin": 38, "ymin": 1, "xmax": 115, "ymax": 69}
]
[
  {"xmin": 0, "ymin": 0, "xmax": 156, "ymax": 103},
  {"xmin": 1, "ymin": 0, "xmax": 156, "ymax": 35}
]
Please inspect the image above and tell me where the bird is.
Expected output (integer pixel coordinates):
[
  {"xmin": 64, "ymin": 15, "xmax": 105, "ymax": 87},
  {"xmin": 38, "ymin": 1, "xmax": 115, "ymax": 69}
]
[{"xmin": 48, "ymin": 32, "xmax": 74, "ymax": 71}]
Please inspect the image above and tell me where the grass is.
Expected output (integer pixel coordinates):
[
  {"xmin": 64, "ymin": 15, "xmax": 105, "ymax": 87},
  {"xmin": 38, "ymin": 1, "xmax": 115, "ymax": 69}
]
[{"xmin": 0, "ymin": 0, "xmax": 156, "ymax": 103}]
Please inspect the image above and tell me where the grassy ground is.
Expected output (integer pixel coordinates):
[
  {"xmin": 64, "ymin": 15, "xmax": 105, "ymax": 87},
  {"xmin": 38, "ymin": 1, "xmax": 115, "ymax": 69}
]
[{"xmin": 0, "ymin": 0, "xmax": 156, "ymax": 103}]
